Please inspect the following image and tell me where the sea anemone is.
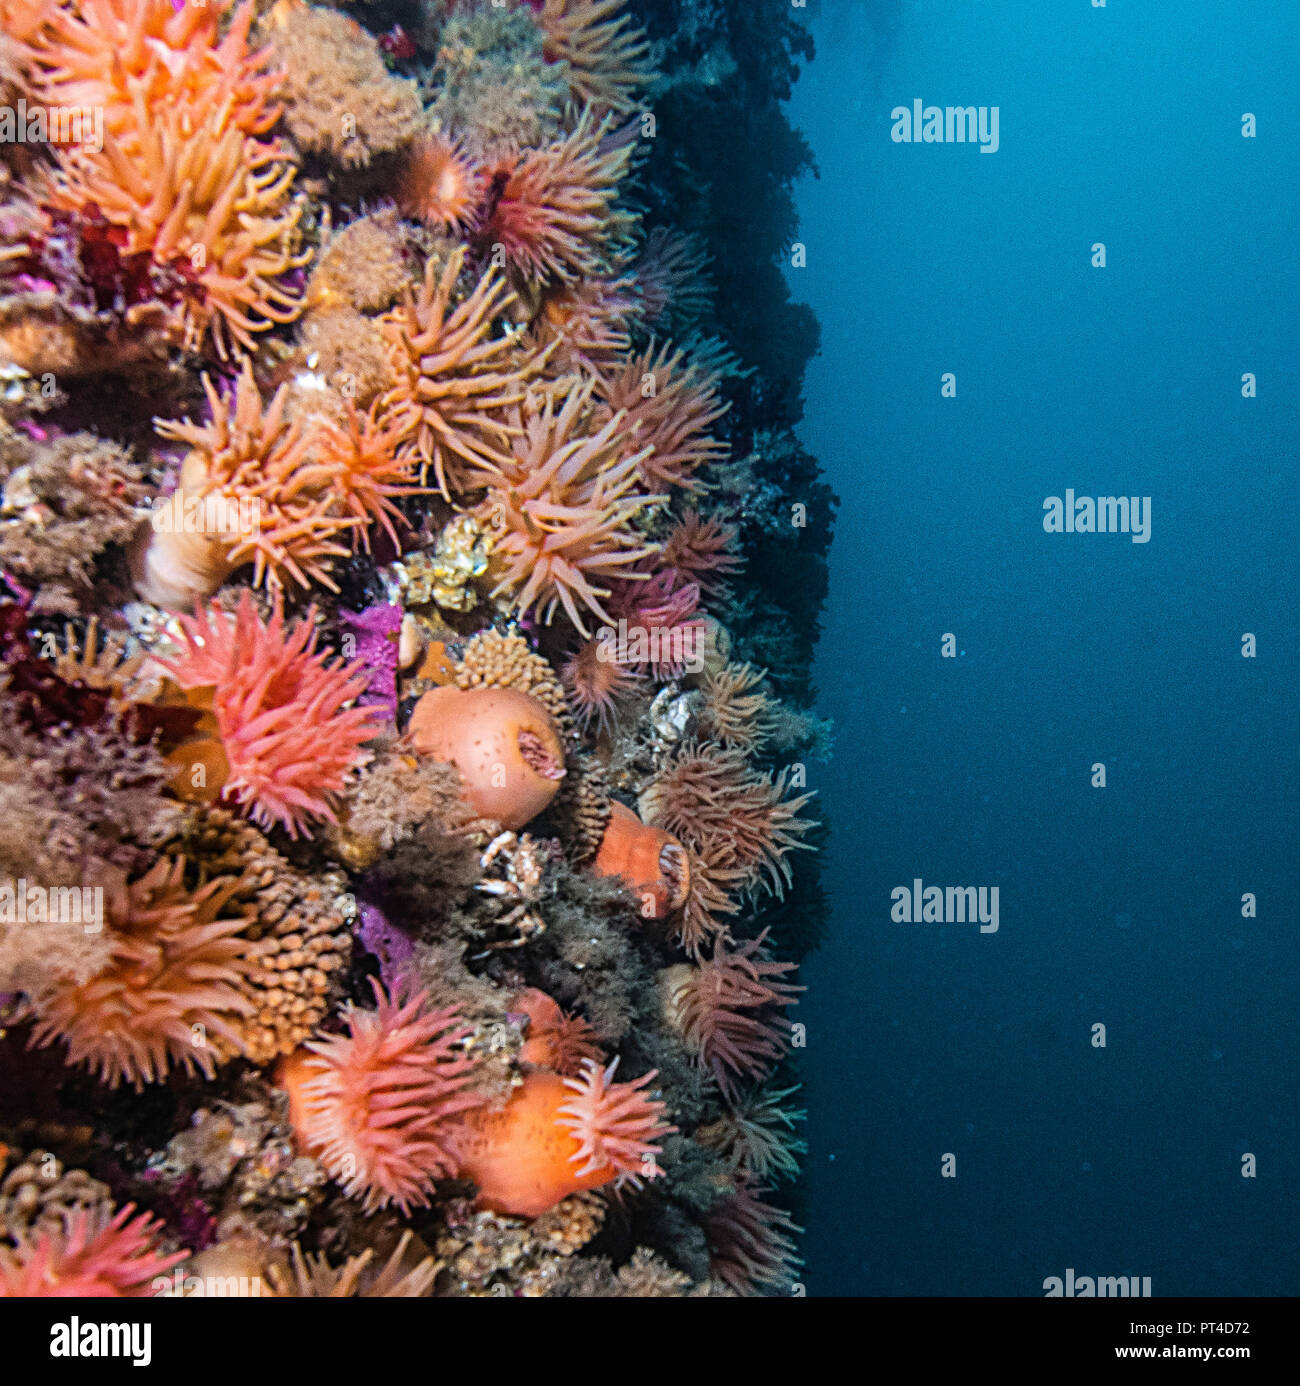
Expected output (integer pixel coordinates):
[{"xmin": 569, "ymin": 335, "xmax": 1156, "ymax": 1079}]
[
  {"xmin": 407, "ymin": 684, "xmax": 566, "ymax": 829},
  {"xmin": 135, "ymin": 362, "xmax": 359, "ymax": 610},
  {"xmin": 660, "ymin": 509, "xmax": 742, "ymax": 598},
  {"xmin": 514, "ymin": 988, "xmax": 604, "ymax": 1076},
  {"xmin": 634, "ymin": 226, "xmax": 714, "ymax": 330},
  {"xmin": 697, "ymin": 1084, "xmax": 807, "ymax": 1185},
  {"xmin": 594, "ymin": 342, "xmax": 729, "ymax": 493},
  {"xmin": 475, "ymin": 379, "xmax": 662, "ymax": 638},
  {"xmin": 282, "ymin": 979, "xmax": 481, "ymax": 1215},
  {"xmin": 674, "ymin": 839, "xmax": 742, "ymax": 959},
  {"xmin": 397, "ymin": 133, "xmax": 486, "ymax": 234},
  {"xmin": 31, "ymin": 0, "xmax": 280, "ymax": 145},
  {"xmin": 0, "ymin": 1204, "xmax": 187, "ymax": 1297},
  {"xmin": 27, "ymin": 857, "xmax": 256, "ymax": 1091},
  {"xmin": 157, "ymin": 592, "xmax": 382, "ymax": 838},
  {"xmin": 481, "ymin": 108, "xmax": 634, "ymax": 286},
  {"xmin": 592, "ymin": 800, "xmax": 690, "ymax": 921},
  {"xmin": 558, "ymin": 1057, "xmax": 675, "ymax": 1185},
  {"xmin": 697, "ymin": 662, "xmax": 779, "ymax": 755},
  {"xmin": 703, "ymin": 1180, "xmax": 802, "ymax": 1296},
  {"xmin": 457, "ymin": 1060, "xmax": 673, "ymax": 1218},
  {"xmin": 265, "ymin": 1232, "xmax": 437, "ymax": 1298},
  {"xmin": 379, "ymin": 246, "xmax": 551, "ymax": 499},
  {"xmin": 561, "ymin": 633, "xmax": 642, "ymax": 735},
  {"xmin": 533, "ymin": 0, "xmax": 654, "ymax": 118},
  {"xmin": 533, "ymin": 272, "xmax": 639, "ymax": 375},
  {"xmin": 661, "ymin": 932, "xmax": 802, "ymax": 1100},
  {"xmin": 304, "ymin": 402, "xmax": 425, "ymax": 553},
  {"xmin": 643, "ymin": 742, "xmax": 817, "ymax": 899},
  {"xmin": 42, "ymin": 92, "xmax": 308, "ymax": 358},
  {"xmin": 609, "ymin": 570, "xmax": 707, "ymax": 678}
]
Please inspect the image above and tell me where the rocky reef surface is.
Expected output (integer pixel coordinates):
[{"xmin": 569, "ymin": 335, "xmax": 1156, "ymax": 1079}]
[{"xmin": 0, "ymin": 0, "xmax": 833, "ymax": 1298}]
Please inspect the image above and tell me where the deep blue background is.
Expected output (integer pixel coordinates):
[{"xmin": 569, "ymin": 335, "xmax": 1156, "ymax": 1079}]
[{"xmin": 789, "ymin": 0, "xmax": 1299, "ymax": 1295}]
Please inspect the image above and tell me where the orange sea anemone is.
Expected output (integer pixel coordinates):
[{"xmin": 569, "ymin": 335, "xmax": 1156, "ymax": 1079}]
[
  {"xmin": 560, "ymin": 633, "xmax": 642, "ymax": 735},
  {"xmin": 31, "ymin": 0, "xmax": 281, "ymax": 146},
  {"xmin": 661, "ymin": 932, "xmax": 802, "ymax": 1101},
  {"xmin": 134, "ymin": 362, "xmax": 359, "ymax": 609},
  {"xmin": 379, "ymin": 246, "xmax": 552, "ymax": 499},
  {"xmin": 513, "ymin": 988, "xmax": 603, "ymax": 1076},
  {"xmin": 304, "ymin": 402, "xmax": 425, "ymax": 553},
  {"xmin": 0, "ymin": 1205, "xmax": 187, "ymax": 1298},
  {"xmin": 42, "ymin": 92, "xmax": 308, "ymax": 358},
  {"xmin": 533, "ymin": 0, "xmax": 654, "ymax": 118},
  {"xmin": 397, "ymin": 132, "xmax": 486, "ymax": 234},
  {"xmin": 157, "ymin": 592, "xmax": 382, "ymax": 838},
  {"xmin": 407, "ymin": 684, "xmax": 566, "ymax": 829},
  {"xmin": 457, "ymin": 1058, "xmax": 673, "ymax": 1218},
  {"xmin": 475, "ymin": 379, "xmax": 663, "ymax": 637},
  {"xmin": 481, "ymin": 108, "xmax": 634, "ymax": 286},
  {"xmin": 643, "ymin": 742, "xmax": 817, "ymax": 900},
  {"xmin": 594, "ymin": 342, "xmax": 729, "ymax": 493},
  {"xmin": 282, "ymin": 980, "xmax": 481, "ymax": 1215},
  {"xmin": 703, "ymin": 1179, "xmax": 802, "ymax": 1296},
  {"xmin": 592, "ymin": 800, "xmax": 690, "ymax": 921},
  {"xmin": 28, "ymin": 857, "xmax": 256, "ymax": 1091}
]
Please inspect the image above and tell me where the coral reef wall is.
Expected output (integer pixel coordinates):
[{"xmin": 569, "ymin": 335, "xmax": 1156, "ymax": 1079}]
[{"xmin": 0, "ymin": 0, "xmax": 831, "ymax": 1300}]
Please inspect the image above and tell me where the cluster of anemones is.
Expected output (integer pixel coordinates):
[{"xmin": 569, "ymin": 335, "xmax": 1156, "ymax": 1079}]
[
  {"xmin": 134, "ymin": 362, "xmax": 424, "ymax": 609},
  {"xmin": 29, "ymin": 0, "xmax": 308, "ymax": 357}
]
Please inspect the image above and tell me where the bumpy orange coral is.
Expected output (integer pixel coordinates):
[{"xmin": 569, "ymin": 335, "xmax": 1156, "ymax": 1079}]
[
  {"xmin": 407, "ymin": 685, "xmax": 567, "ymax": 829},
  {"xmin": 282, "ymin": 980, "xmax": 481, "ymax": 1215},
  {"xmin": 475, "ymin": 379, "xmax": 663, "ymax": 637},
  {"xmin": 158, "ymin": 593, "xmax": 382, "ymax": 838},
  {"xmin": 534, "ymin": 0, "xmax": 653, "ymax": 117},
  {"xmin": 135, "ymin": 363, "xmax": 359, "ymax": 609},
  {"xmin": 483, "ymin": 109, "xmax": 634, "ymax": 285},
  {"xmin": 28, "ymin": 857, "xmax": 256, "ymax": 1090},
  {"xmin": 380, "ymin": 247, "xmax": 551, "ymax": 499},
  {"xmin": 595, "ymin": 342, "xmax": 730, "ymax": 493},
  {"xmin": 0, "ymin": 1205, "xmax": 187, "ymax": 1297},
  {"xmin": 592, "ymin": 801, "xmax": 690, "ymax": 921},
  {"xmin": 457, "ymin": 1059, "xmax": 673, "ymax": 1218}
]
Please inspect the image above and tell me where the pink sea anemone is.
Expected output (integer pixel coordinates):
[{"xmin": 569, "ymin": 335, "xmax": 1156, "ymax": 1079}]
[
  {"xmin": 158, "ymin": 591, "xmax": 383, "ymax": 838},
  {"xmin": 0, "ymin": 1205, "xmax": 187, "ymax": 1297},
  {"xmin": 662, "ymin": 932, "xmax": 802, "ymax": 1100},
  {"xmin": 514, "ymin": 987, "xmax": 604, "ymax": 1076},
  {"xmin": 557, "ymin": 1057, "xmax": 675, "ymax": 1188},
  {"xmin": 286, "ymin": 979, "xmax": 482, "ymax": 1215},
  {"xmin": 660, "ymin": 509, "xmax": 742, "ymax": 598}
]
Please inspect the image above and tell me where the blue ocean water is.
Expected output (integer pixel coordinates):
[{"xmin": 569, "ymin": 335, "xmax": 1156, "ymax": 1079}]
[{"xmin": 789, "ymin": 0, "xmax": 1299, "ymax": 1296}]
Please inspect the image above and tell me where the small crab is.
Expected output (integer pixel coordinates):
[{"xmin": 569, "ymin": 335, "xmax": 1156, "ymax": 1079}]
[{"xmin": 474, "ymin": 831, "xmax": 553, "ymax": 952}]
